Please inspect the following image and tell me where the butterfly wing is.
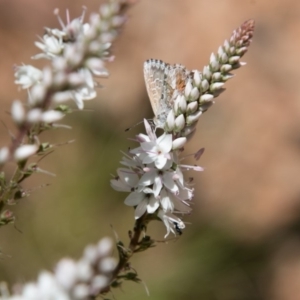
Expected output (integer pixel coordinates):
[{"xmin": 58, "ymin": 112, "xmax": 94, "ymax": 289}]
[
  {"xmin": 143, "ymin": 59, "xmax": 169, "ymax": 118},
  {"xmin": 144, "ymin": 59, "xmax": 190, "ymax": 127}
]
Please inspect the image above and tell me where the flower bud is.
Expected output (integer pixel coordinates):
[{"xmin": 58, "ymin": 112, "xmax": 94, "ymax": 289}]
[
  {"xmin": 212, "ymin": 72, "xmax": 222, "ymax": 82},
  {"xmin": 203, "ymin": 66, "xmax": 211, "ymax": 80},
  {"xmin": 99, "ymin": 257, "xmax": 117, "ymax": 273},
  {"xmin": 30, "ymin": 84, "xmax": 46, "ymax": 106},
  {"xmin": 229, "ymin": 56, "xmax": 240, "ymax": 64},
  {"xmin": 193, "ymin": 70, "xmax": 202, "ymax": 86},
  {"xmin": 223, "ymin": 40, "xmax": 230, "ymax": 52},
  {"xmin": 184, "ymin": 81, "xmax": 192, "ymax": 98},
  {"xmin": 174, "ymin": 114, "xmax": 185, "ymax": 132},
  {"xmin": 199, "ymin": 94, "xmax": 214, "ymax": 104},
  {"xmin": 210, "ymin": 82, "xmax": 224, "ymax": 92},
  {"xmin": 55, "ymin": 259, "xmax": 77, "ymax": 290},
  {"xmin": 236, "ymin": 47, "xmax": 248, "ymax": 56},
  {"xmin": 11, "ymin": 100, "xmax": 25, "ymax": 125},
  {"xmin": 190, "ymin": 87, "xmax": 200, "ymax": 101},
  {"xmin": 187, "ymin": 101, "xmax": 198, "ymax": 114},
  {"xmin": 222, "ymin": 74, "xmax": 234, "ymax": 81},
  {"xmin": 200, "ymin": 79, "xmax": 209, "ymax": 92},
  {"xmin": 182, "ymin": 124, "xmax": 196, "ymax": 138},
  {"xmin": 97, "ymin": 237, "xmax": 113, "ymax": 257},
  {"xmin": 220, "ymin": 52, "xmax": 228, "ymax": 64},
  {"xmin": 0, "ymin": 147, "xmax": 9, "ymax": 164},
  {"xmin": 220, "ymin": 64, "xmax": 232, "ymax": 73},
  {"xmin": 178, "ymin": 95, "xmax": 187, "ymax": 113},
  {"xmin": 172, "ymin": 137, "xmax": 187, "ymax": 150},
  {"xmin": 229, "ymin": 46, "xmax": 236, "ymax": 55},
  {"xmin": 14, "ymin": 145, "xmax": 38, "ymax": 161},
  {"xmin": 209, "ymin": 53, "xmax": 219, "ymax": 72},
  {"xmin": 73, "ymin": 284, "xmax": 89, "ymax": 299},
  {"xmin": 41, "ymin": 111, "xmax": 65, "ymax": 123},
  {"xmin": 166, "ymin": 110, "xmax": 175, "ymax": 131},
  {"xmin": 91, "ymin": 275, "xmax": 109, "ymax": 294},
  {"xmin": 186, "ymin": 110, "xmax": 202, "ymax": 125},
  {"xmin": 27, "ymin": 108, "xmax": 42, "ymax": 123},
  {"xmin": 218, "ymin": 46, "xmax": 224, "ymax": 56}
]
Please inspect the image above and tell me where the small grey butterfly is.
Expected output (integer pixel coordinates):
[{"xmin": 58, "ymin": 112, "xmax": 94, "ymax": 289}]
[{"xmin": 143, "ymin": 59, "xmax": 190, "ymax": 128}]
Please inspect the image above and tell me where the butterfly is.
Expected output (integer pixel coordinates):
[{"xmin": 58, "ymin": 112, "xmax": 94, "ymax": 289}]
[{"xmin": 143, "ymin": 59, "xmax": 190, "ymax": 128}]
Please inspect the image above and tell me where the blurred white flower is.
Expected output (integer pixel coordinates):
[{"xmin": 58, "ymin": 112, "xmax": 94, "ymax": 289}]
[
  {"xmin": 14, "ymin": 145, "xmax": 38, "ymax": 161},
  {"xmin": 14, "ymin": 65, "xmax": 43, "ymax": 89},
  {"xmin": 11, "ymin": 101, "xmax": 25, "ymax": 125}
]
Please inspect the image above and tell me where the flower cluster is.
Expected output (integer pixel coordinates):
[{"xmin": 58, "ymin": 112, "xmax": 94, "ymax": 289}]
[
  {"xmin": 0, "ymin": 0, "xmax": 135, "ymax": 227},
  {"xmin": 0, "ymin": 0, "xmax": 134, "ymax": 166},
  {"xmin": 153, "ymin": 19, "xmax": 255, "ymax": 138},
  {"xmin": 112, "ymin": 20, "xmax": 255, "ymax": 237},
  {"xmin": 0, "ymin": 238, "xmax": 116, "ymax": 300},
  {"xmin": 111, "ymin": 119, "xmax": 204, "ymax": 237}
]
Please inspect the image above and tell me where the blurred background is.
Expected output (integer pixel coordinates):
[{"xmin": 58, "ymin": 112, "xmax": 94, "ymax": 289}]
[{"xmin": 0, "ymin": 0, "xmax": 300, "ymax": 299}]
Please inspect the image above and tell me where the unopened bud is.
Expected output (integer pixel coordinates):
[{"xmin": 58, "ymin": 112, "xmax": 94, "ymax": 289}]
[
  {"xmin": 174, "ymin": 114, "xmax": 185, "ymax": 132},
  {"xmin": 186, "ymin": 110, "xmax": 202, "ymax": 125},
  {"xmin": 0, "ymin": 147, "xmax": 10, "ymax": 164},
  {"xmin": 172, "ymin": 137, "xmax": 187, "ymax": 150},
  {"xmin": 11, "ymin": 100, "xmax": 25, "ymax": 125},
  {"xmin": 14, "ymin": 145, "xmax": 38, "ymax": 161}
]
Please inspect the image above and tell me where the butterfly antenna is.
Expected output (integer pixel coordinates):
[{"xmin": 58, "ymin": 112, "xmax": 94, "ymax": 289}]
[{"xmin": 125, "ymin": 119, "xmax": 147, "ymax": 132}]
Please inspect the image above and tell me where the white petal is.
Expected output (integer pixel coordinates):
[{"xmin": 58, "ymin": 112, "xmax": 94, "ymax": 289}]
[
  {"xmin": 124, "ymin": 191, "xmax": 144, "ymax": 206},
  {"xmin": 157, "ymin": 133, "xmax": 172, "ymax": 153},
  {"xmin": 135, "ymin": 200, "xmax": 147, "ymax": 219},
  {"xmin": 163, "ymin": 172, "xmax": 179, "ymax": 194},
  {"xmin": 153, "ymin": 176, "xmax": 163, "ymax": 197},
  {"xmin": 154, "ymin": 155, "xmax": 168, "ymax": 170},
  {"xmin": 117, "ymin": 168, "xmax": 139, "ymax": 187},
  {"xmin": 147, "ymin": 195, "xmax": 159, "ymax": 214},
  {"xmin": 139, "ymin": 170, "xmax": 155, "ymax": 186}
]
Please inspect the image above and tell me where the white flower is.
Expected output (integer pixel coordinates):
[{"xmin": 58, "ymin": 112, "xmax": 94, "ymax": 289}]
[
  {"xmin": 139, "ymin": 164, "xmax": 179, "ymax": 197},
  {"xmin": 33, "ymin": 34, "xmax": 64, "ymax": 60},
  {"xmin": 157, "ymin": 210, "xmax": 186, "ymax": 238},
  {"xmin": 71, "ymin": 69, "xmax": 97, "ymax": 109},
  {"xmin": 110, "ymin": 168, "xmax": 139, "ymax": 192},
  {"xmin": 37, "ymin": 272, "xmax": 69, "ymax": 300},
  {"xmin": 131, "ymin": 119, "xmax": 173, "ymax": 169},
  {"xmin": 159, "ymin": 188, "xmax": 192, "ymax": 214},
  {"xmin": 132, "ymin": 132, "xmax": 173, "ymax": 170},
  {"xmin": 14, "ymin": 65, "xmax": 43, "ymax": 89},
  {"xmin": 124, "ymin": 189, "xmax": 159, "ymax": 219},
  {"xmin": 86, "ymin": 58, "xmax": 109, "ymax": 77}
]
